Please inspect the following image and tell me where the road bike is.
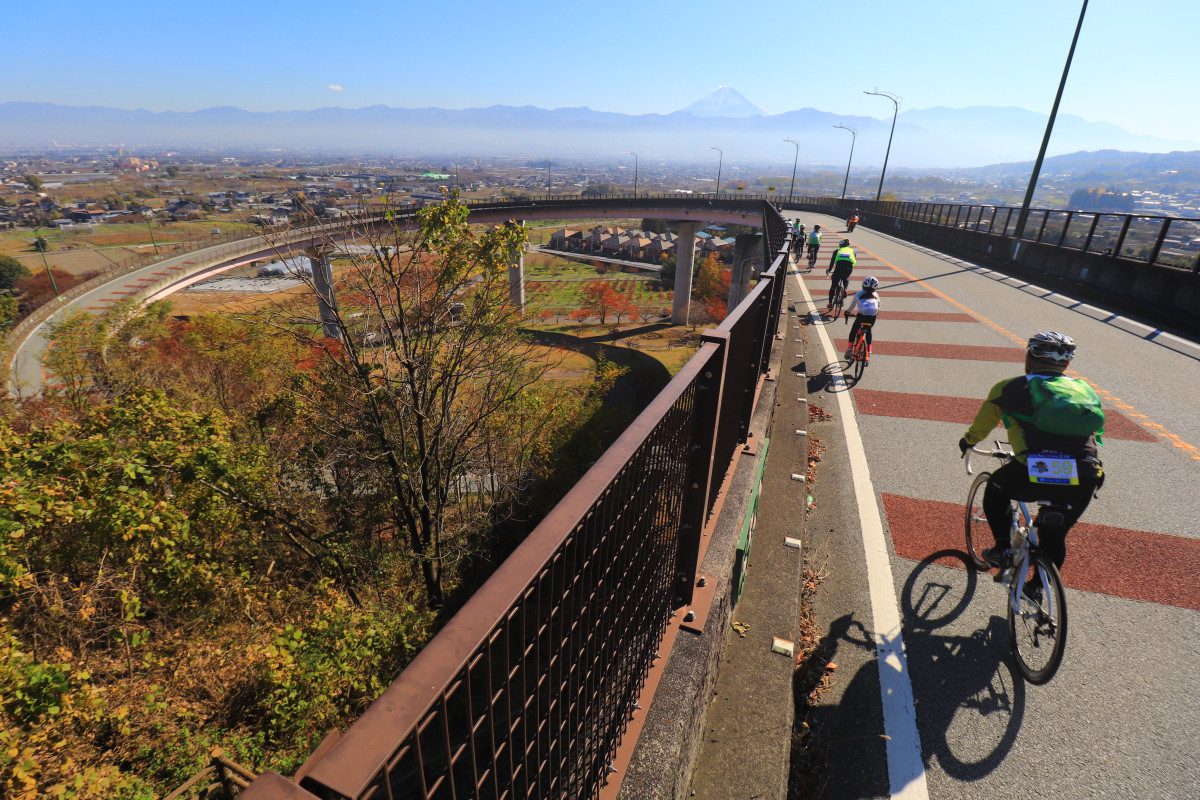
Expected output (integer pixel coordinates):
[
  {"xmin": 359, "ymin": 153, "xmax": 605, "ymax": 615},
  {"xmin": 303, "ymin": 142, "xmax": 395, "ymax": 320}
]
[
  {"xmin": 965, "ymin": 444, "xmax": 1068, "ymax": 684},
  {"xmin": 846, "ymin": 215, "xmax": 859, "ymax": 232},
  {"xmin": 826, "ymin": 276, "xmax": 847, "ymax": 320},
  {"xmin": 844, "ymin": 312, "xmax": 872, "ymax": 380},
  {"xmin": 807, "ymin": 243, "xmax": 819, "ymax": 270}
]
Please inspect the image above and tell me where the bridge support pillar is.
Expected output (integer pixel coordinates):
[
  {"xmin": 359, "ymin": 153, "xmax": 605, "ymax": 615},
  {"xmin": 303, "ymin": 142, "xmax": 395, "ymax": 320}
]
[
  {"xmin": 508, "ymin": 220, "xmax": 526, "ymax": 313},
  {"xmin": 306, "ymin": 246, "xmax": 341, "ymax": 340},
  {"xmin": 729, "ymin": 233, "xmax": 761, "ymax": 310},
  {"xmin": 672, "ymin": 221, "xmax": 700, "ymax": 324}
]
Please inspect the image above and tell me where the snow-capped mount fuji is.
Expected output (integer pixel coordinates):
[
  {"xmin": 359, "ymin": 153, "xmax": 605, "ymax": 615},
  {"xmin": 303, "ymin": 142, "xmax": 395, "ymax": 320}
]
[{"xmin": 679, "ymin": 86, "xmax": 767, "ymax": 118}]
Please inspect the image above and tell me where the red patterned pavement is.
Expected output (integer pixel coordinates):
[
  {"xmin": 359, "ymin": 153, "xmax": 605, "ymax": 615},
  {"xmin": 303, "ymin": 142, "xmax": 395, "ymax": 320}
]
[
  {"xmin": 882, "ymin": 494, "xmax": 1200, "ymax": 611},
  {"xmin": 851, "ymin": 389, "xmax": 1158, "ymax": 442},
  {"xmin": 833, "ymin": 340, "xmax": 1023, "ymax": 362}
]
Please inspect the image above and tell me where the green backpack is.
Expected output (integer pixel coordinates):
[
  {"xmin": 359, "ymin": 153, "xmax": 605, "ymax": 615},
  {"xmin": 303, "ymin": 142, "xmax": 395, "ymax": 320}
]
[{"xmin": 1007, "ymin": 375, "xmax": 1106, "ymax": 444}]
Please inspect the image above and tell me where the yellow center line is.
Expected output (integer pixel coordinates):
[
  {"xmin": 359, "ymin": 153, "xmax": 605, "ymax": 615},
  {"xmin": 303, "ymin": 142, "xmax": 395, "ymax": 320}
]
[{"xmin": 857, "ymin": 245, "xmax": 1200, "ymax": 461}]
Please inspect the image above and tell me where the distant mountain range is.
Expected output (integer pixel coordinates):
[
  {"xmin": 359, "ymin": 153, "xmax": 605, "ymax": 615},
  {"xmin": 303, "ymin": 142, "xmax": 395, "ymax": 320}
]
[{"xmin": 1, "ymin": 92, "xmax": 1196, "ymax": 169}]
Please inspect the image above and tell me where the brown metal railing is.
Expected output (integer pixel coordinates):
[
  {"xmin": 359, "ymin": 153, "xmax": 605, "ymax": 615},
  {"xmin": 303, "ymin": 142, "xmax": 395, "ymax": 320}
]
[
  {"xmin": 782, "ymin": 196, "xmax": 1200, "ymax": 271},
  {"xmin": 241, "ymin": 205, "xmax": 792, "ymax": 800}
]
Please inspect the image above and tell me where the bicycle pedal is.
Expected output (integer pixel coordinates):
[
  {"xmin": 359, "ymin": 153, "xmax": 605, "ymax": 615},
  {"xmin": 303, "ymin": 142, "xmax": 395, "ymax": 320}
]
[{"xmin": 996, "ymin": 566, "xmax": 1016, "ymax": 585}]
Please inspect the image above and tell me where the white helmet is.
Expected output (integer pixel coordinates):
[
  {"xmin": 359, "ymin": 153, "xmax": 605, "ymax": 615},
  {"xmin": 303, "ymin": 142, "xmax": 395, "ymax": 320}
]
[{"xmin": 862, "ymin": 276, "xmax": 879, "ymax": 290}]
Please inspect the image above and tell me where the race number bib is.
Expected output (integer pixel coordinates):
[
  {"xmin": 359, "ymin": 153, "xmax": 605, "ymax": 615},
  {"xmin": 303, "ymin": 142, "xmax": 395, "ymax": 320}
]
[{"xmin": 1027, "ymin": 452, "xmax": 1079, "ymax": 485}]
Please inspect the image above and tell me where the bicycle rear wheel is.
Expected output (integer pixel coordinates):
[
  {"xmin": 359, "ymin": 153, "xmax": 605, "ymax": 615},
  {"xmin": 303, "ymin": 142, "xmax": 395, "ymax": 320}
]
[
  {"xmin": 1007, "ymin": 551, "xmax": 1068, "ymax": 684},
  {"xmin": 963, "ymin": 472, "xmax": 992, "ymax": 570},
  {"xmin": 852, "ymin": 339, "xmax": 867, "ymax": 380}
]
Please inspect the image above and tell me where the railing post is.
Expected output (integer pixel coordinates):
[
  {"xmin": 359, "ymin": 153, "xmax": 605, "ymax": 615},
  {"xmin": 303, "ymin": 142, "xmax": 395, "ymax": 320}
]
[
  {"xmin": 1082, "ymin": 214, "xmax": 1101, "ymax": 252},
  {"xmin": 1111, "ymin": 214, "xmax": 1134, "ymax": 257},
  {"xmin": 1146, "ymin": 218, "xmax": 1172, "ymax": 266},
  {"xmin": 1036, "ymin": 210, "xmax": 1051, "ymax": 243},
  {"xmin": 1057, "ymin": 211, "xmax": 1074, "ymax": 247},
  {"xmin": 674, "ymin": 338, "xmax": 727, "ymax": 607}
]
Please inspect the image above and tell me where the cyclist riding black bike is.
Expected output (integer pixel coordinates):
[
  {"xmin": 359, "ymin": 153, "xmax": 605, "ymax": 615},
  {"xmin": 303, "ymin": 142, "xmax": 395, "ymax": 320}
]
[
  {"xmin": 957, "ymin": 331, "xmax": 1105, "ymax": 575},
  {"xmin": 825, "ymin": 238, "xmax": 856, "ymax": 310},
  {"xmin": 806, "ymin": 225, "xmax": 822, "ymax": 263}
]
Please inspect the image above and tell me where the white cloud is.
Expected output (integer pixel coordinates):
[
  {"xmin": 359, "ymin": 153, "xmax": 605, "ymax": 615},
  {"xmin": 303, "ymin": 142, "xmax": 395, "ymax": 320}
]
[{"xmin": 327, "ymin": 85, "xmax": 344, "ymax": 91}]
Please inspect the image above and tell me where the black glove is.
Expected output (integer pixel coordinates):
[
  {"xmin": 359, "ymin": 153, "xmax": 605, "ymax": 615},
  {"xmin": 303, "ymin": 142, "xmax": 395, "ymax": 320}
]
[{"xmin": 958, "ymin": 437, "xmax": 970, "ymax": 457}]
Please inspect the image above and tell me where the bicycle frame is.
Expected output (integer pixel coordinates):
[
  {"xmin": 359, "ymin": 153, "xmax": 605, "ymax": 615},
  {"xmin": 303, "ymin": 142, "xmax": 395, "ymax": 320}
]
[{"xmin": 968, "ymin": 447, "xmax": 1058, "ymax": 620}]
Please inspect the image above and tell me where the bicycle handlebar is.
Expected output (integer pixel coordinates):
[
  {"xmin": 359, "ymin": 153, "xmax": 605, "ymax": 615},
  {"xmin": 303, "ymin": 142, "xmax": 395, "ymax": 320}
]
[{"xmin": 965, "ymin": 442, "xmax": 1013, "ymax": 475}]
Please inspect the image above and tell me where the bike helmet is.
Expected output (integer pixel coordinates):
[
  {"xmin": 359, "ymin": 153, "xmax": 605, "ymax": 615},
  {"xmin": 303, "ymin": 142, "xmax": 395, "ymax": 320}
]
[
  {"xmin": 1026, "ymin": 331, "xmax": 1076, "ymax": 363},
  {"xmin": 814, "ymin": 224, "xmax": 820, "ymax": 231},
  {"xmin": 840, "ymin": 239, "xmax": 851, "ymax": 248},
  {"xmin": 862, "ymin": 276, "xmax": 879, "ymax": 290}
]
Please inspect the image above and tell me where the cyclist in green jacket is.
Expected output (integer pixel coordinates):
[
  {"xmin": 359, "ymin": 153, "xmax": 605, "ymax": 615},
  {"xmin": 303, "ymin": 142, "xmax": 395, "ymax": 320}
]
[
  {"xmin": 825, "ymin": 239, "xmax": 856, "ymax": 309},
  {"xmin": 958, "ymin": 331, "xmax": 1104, "ymax": 573}
]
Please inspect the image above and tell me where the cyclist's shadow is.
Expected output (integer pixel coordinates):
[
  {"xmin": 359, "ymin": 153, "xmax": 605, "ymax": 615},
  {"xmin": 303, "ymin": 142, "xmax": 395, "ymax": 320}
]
[{"xmin": 900, "ymin": 550, "xmax": 1027, "ymax": 781}]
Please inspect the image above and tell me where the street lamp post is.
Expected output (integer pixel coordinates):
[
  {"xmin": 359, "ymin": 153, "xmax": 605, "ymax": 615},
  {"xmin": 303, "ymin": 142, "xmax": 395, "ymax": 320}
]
[
  {"xmin": 711, "ymin": 146, "xmax": 723, "ymax": 198},
  {"xmin": 546, "ymin": 158, "xmax": 551, "ymax": 196},
  {"xmin": 628, "ymin": 152, "xmax": 638, "ymax": 198},
  {"xmin": 833, "ymin": 124, "xmax": 858, "ymax": 201},
  {"xmin": 32, "ymin": 225, "xmax": 61, "ymax": 300},
  {"xmin": 864, "ymin": 89, "xmax": 901, "ymax": 202},
  {"xmin": 145, "ymin": 215, "xmax": 160, "ymax": 257},
  {"xmin": 1014, "ymin": 0, "xmax": 1089, "ymax": 246},
  {"xmin": 784, "ymin": 138, "xmax": 800, "ymax": 203}
]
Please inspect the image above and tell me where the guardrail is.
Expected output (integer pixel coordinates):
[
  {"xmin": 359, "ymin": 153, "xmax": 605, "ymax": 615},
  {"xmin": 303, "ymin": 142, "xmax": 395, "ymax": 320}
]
[
  {"xmin": 784, "ymin": 196, "xmax": 1200, "ymax": 272},
  {"xmin": 243, "ymin": 201, "xmax": 791, "ymax": 800}
]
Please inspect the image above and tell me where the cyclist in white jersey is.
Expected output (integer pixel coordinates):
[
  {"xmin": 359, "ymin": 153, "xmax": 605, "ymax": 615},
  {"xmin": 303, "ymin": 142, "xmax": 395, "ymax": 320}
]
[{"xmin": 844, "ymin": 276, "xmax": 881, "ymax": 358}]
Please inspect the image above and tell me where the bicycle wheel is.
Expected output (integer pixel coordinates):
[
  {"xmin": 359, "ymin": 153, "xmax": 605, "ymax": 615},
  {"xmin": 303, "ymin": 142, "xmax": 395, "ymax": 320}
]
[
  {"xmin": 963, "ymin": 472, "xmax": 992, "ymax": 570},
  {"xmin": 1007, "ymin": 551, "xmax": 1068, "ymax": 684},
  {"xmin": 852, "ymin": 338, "xmax": 867, "ymax": 380}
]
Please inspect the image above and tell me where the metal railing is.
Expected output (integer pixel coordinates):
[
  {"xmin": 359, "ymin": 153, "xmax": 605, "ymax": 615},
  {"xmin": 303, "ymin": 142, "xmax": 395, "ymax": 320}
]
[
  {"xmin": 783, "ymin": 196, "xmax": 1200, "ymax": 272},
  {"xmin": 248, "ymin": 203, "xmax": 792, "ymax": 800}
]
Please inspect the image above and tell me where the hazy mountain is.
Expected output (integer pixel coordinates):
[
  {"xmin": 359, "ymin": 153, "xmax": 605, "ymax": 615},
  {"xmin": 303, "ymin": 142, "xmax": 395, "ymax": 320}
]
[
  {"xmin": 1, "ymin": 100, "xmax": 1196, "ymax": 169},
  {"xmin": 680, "ymin": 87, "xmax": 767, "ymax": 118}
]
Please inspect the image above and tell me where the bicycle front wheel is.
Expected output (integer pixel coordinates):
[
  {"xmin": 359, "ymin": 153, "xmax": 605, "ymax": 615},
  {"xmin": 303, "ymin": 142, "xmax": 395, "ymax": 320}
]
[
  {"xmin": 963, "ymin": 472, "xmax": 992, "ymax": 570},
  {"xmin": 852, "ymin": 341, "xmax": 867, "ymax": 380},
  {"xmin": 1007, "ymin": 551, "xmax": 1068, "ymax": 684}
]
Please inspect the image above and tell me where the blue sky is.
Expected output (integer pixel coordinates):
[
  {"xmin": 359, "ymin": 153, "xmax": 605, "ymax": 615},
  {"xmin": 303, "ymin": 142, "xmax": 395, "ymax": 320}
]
[{"xmin": 6, "ymin": 0, "xmax": 1197, "ymax": 142}]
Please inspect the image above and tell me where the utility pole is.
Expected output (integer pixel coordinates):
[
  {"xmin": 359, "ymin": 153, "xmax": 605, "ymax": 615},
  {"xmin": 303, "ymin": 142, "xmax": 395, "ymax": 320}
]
[
  {"xmin": 834, "ymin": 125, "xmax": 858, "ymax": 201},
  {"xmin": 864, "ymin": 89, "xmax": 901, "ymax": 202},
  {"xmin": 1014, "ymin": 0, "xmax": 1089, "ymax": 249},
  {"xmin": 784, "ymin": 138, "xmax": 800, "ymax": 202},
  {"xmin": 628, "ymin": 152, "xmax": 638, "ymax": 198},
  {"xmin": 711, "ymin": 146, "xmax": 723, "ymax": 198}
]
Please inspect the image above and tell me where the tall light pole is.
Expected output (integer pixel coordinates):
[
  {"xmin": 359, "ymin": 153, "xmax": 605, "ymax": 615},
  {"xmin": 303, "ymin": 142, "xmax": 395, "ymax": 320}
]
[
  {"xmin": 864, "ymin": 89, "xmax": 900, "ymax": 202},
  {"xmin": 1014, "ymin": 0, "xmax": 1089, "ymax": 246},
  {"xmin": 545, "ymin": 157, "xmax": 551, "ymax": 196},
  {"xmin": 833, "ymin": 124, "xmax": 858, "ymax": 201},
  {"xmin": 711, "ymin": 146, "xmax": 723, "ymax": 198},
  {"xmin": 783, "ymin": 138, "xmax": 800, "ymax": 202},
  {"xmin": 628, "ymin": 152, "xmax": 638, "ymax": 198}
]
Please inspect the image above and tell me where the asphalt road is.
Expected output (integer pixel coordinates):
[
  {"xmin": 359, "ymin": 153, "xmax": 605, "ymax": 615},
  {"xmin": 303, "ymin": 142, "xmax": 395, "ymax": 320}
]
[{"xmin": 788, "ymin": 211, "xmax": 1200, "ymax": 799}]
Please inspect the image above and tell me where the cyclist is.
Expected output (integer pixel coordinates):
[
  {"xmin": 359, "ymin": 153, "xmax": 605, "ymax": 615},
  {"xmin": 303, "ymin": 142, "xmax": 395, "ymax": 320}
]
[
  {"xmin": 791, "ymin": 221, "xmax": 806, "ymax": 259},
  {"xmin": 843, "ymin": 276, "xmax": 880, "ymax": 359},
  {"xmin": 825, "ymin": 238, "xmax": 856, "ymax": 310},
  {"xmin": 806, "ymin": 224, "xmax": 822, "ymax": 262},
  {"xmin": 957, "ymin": 331, "xmax": 1105, "ymax": 578},
  {"xmin": 847, "ymin": 209, "xmax": 860, "ymax": 232}
]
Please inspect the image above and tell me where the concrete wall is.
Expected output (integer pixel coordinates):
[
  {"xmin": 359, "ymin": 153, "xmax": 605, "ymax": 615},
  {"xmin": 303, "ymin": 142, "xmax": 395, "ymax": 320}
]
[{"xmin": 849, "ymin": 212, "xmax": 1200, "ymax": 337}]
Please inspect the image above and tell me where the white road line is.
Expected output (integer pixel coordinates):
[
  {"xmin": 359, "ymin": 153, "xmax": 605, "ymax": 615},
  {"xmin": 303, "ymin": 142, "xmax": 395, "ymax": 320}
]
[{"xmin": 792, "ymin": 273, "xmax": 929, "ymax": 800}]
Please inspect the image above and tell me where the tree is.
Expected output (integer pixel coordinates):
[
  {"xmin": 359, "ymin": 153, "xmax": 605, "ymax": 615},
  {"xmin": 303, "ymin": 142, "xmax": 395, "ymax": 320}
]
[
  {"xmin": 575, "ymin": 280, "xmax": 627, "ymax": 325},
  {"xmin": 693, "ymin": 255, "xmax": 730, "ymax": 322},
  {"xmin": 0, "ymin": 254, "xmax": 31, "ymax": 291},
  {"xmin": 255, "ymin": 195, "xmax": 561, "ymax": 605},
  {"xmin": 165, "ymin": 166, "xmax": 181, "ymax": 178},
  {"xmin": 23, "ymin": 174, "xmax": 43, "ymax": 192}
]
